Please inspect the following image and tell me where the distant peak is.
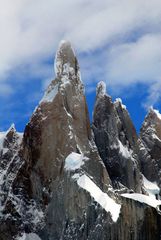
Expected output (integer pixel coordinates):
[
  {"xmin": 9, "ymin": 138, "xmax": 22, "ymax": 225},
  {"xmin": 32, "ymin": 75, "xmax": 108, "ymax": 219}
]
[
  {"xmin": 96, "ymin": 81, "xmax": 106, "ymax": 97},
  {"xmin": 58, "ymin": 40, "xmax": 72, "ymax": 49},
  {"xmin": 148, "ymin": 107, "xmax": 161, "ymax": 120},
  {"xmin": 114, "ymin": 98, "xmax": 127, "ymax": 110},
  {"xmin": 54, "ymin": 40, "xmax": 79, "ymax": 78},
  {"xmin": 7, "ymin": 123, "xmax": 16, "ymax": 133}
]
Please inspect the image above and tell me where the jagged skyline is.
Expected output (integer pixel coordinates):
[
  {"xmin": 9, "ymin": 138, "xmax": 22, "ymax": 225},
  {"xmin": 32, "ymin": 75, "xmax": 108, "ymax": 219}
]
[
  {"xmin": 0, "ymin": 38, "xmax": 161, "ymax": 240},
  {"xmin": 0, "ymin": 1, "xmax": 161, "ymax": 132}
]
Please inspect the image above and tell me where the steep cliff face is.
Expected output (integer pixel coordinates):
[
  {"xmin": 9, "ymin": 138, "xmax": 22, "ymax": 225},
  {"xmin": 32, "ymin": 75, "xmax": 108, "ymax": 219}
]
[
  {"xmin": 140, "ymin": 108, "xmax": 161, "ymax": 187},
  {"xmin": 0, "ymin": 42, "xmax": 161, "ymax": 240},
  {"xmin": 0, "ymin": 125, "xmax": 23, "ymax": 240},
  {"xmin": 9, "ymin": 41, "xmax": 115, "ymax": 239},
  {"xmin": 92, "ymin": 82, "xmax": 142, "ymax": 193},
  {"xmin": 0, "ymin": 125, "xmax": 22, "ymax": 206}
]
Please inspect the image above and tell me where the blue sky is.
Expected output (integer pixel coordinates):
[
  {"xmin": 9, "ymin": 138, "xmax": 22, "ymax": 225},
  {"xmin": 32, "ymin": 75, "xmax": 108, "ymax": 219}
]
[{"xmin": 0, "ymin": 0, "xmax": 161, "ymax": 133}]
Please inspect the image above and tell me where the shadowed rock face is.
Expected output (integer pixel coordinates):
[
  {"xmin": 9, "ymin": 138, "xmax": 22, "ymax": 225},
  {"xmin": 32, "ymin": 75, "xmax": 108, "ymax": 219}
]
[
  {"xmin": 140, "ymin": 108, "xmax": 161, "ymax": 187},
  {"xmin": 0, "ymin": 42, "xmax": 161, "ymax": 240},
  {"xmin": 92, "ymin": 82, "xmax": 142, "ymax": 193}
]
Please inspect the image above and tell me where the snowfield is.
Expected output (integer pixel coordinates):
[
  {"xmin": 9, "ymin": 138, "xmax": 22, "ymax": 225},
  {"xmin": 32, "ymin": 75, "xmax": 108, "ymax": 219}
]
[
  {"xmin": 17, "ymin": 233, "xmax": 41, "ymax": 240},
  {"xmin": 73, "ymin": 173, "xmax": 121, "ymax": 222},
  {"xmin": 64, "ymin": 152, "xmax": 121, "ymax": 222},
  {"xmin": 65, "ymin": 152, "xmax": 85, "ymax": 171},
  {"xmin": 121, "ymin": 193, "xmax": 161, "ymax": 209},
  {"xmin": 122, "ymin": 175, "xmax": 161, "ymax": 209},
  {"xmin": 142, "ymin": 175, "xmax": 160, "ymax": 199}
]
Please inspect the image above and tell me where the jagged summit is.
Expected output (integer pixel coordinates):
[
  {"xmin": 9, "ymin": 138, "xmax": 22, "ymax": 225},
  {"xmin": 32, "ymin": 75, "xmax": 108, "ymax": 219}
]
[
  {"xmin": 0, "ymin": 124, "xmax": 22, "ymax": 151},
  {"xmin": 54, "ymin": 40, "xmax": 80, "ymax": 80},
  {"xmin": 141, "ymin": 107, "xmax": 161, "ymax": 132},
  {"xmin": 1, "ymin": 44, "xmax": 161, "ymax": 240},
  {"xmin": 41, "ymin": 40, "xmax": 83, "ymax": 104},
  {"xmin": 147, "ymin": 107, "xmax": 161, "ymax": 121},
  {"xmin": 114, "ymin": 98, "xmax": 127, "ymax": 110},
  {"xmin": 139, "ymin": 106, "xmax": 161, "ymax": 186},
  {"xmin": 96, "ymin": 81, "xmax": 106, "ymax": 97},
  {"xmin": 93, "ymin": 85, "xmax": 141, "ymax": 192}
]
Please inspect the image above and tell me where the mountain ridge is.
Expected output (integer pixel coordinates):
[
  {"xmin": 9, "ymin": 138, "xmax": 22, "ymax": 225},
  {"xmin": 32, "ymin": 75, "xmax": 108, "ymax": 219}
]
[{"xmin": 0, "ymin": 41, "xmax": 161, "ymax": 240}]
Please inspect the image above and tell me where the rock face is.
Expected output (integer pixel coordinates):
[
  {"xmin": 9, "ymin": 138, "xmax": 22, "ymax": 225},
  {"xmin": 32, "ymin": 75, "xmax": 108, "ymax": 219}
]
[
  {"xmin": 5, "ymin": 41, "xmax": 112, "ymax": 239},
  {"xmin": 92, "ymin": 82, "xmax": 142, "ymax": 193},
  {"xmin": 0, "ymin": 42, "xmax": 161, "ymax": 240},
  {"xmin": 140, "ymin": 108, "xmax": 161, "ymax": 187},
  {"xmin": 0, "ymin": 125, "xmax": 22, "ymax": 206}
]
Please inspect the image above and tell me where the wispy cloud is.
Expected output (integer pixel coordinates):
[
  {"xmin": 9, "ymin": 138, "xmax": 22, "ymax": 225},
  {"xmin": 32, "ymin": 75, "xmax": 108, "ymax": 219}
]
[
  {"xmin": 106, "ymin": 34, "xmax": 161, "ymax": 87},
  {"xmin": 142, "ymin": 81, "xmax": 161, "ymax": 109}
]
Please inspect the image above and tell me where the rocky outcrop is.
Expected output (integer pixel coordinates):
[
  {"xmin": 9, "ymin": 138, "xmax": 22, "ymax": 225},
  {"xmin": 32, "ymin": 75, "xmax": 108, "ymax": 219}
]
[{"xmin": 92, "ymin": 82, "xmax": 142, "ymax": 193}]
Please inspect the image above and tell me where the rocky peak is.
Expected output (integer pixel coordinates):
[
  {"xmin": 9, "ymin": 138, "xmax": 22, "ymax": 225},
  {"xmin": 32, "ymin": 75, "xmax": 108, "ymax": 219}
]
[
  {"xmin": 93, "ymin": 81, "xmax": 142, "ymax": 192},
  {"xmin": 55, "ymin": 40, "xmax": 79, "ymax": 78},
  {"xmin": 140, "ymin": 107, "xmax": 161, "ymax": 186},
  {"xmin": 96, "ymin": 81, "xmax": 106, "ymax": 98},
  {"xmin": 0, "ymin": 124, "xmax": 22, "ymax": 154},
  {"xmin": 114, "ymin": 98, "xmax": 127, "ymax": 110},
  {"xmin": 0, "ymin": 125, "xmax": 23, "ymax": 220},
  {"xmin": 140, "ymin": 107, "xmax": 161, "ymax": 151},
  {"xmin": 54, "ymin": 40, "xmax": 83, "ymax": 96},
  {"xmin": 0, "ymin": 44, "xmax": 161, "ymax": 240},
  {"xmin": 6, "ymin": 42, "xmax": 111, "ymax": 239},
  {"xmin": 141, "ymin": 107, "xmax": 161, "ymax": 139},
  {"xmin": 41, "ymin": 40, "xmax": 83, "ymax": 105}
]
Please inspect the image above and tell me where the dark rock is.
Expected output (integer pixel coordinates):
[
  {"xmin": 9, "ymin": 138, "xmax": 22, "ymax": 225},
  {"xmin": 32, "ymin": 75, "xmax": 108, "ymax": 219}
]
[
  {"xmin": 92, "ymin": 81, "xmax": 142, "ymax": 193},
  {"xmin": 140, "ymin": 108, "xmax": 161, "ymax": 187}
]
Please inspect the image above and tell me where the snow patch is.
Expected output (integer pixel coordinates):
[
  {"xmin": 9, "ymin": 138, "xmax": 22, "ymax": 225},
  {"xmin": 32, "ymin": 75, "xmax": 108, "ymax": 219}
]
[
  {"xmin": 74, "ymin": 174, "xmax": 121, "ymax": 222},
  {"xmin": 142, "ymin": 175, "xmax": 160, "ymax": 199},
  {"xmin": 16, "ymin": 233, "xmax": 41, "ymax": 240},
  {"xmin": 0, "ymin": 132, "xmax": 6, "ymax": 150},
  {"xmin": 121, "ymin": 193, "xmax": 161, "ymax": 209},
  {"xmin": 151, "ymin": 107, "xmax": 161, "ymax": 120},
  {"xmin": 118, "ymin": 140, "xmax": 132, "ymax": 159},
  {"xmin": 111, "ymin": 139, "xmax": 133, "ymax": 159},
  {"xmin": 65, "ymin": 152, "xmax": 85, "ymax": 171},
  {"xmin": 114, "ymin": 98, "xmax": 126, "ymax": 109},
  {"xmin": 152, "ymin": 132, "xmax": 161, "ymax": 142}
]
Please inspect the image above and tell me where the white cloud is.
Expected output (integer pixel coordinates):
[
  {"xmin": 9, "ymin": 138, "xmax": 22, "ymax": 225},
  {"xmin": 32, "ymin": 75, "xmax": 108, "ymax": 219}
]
[
  {"xmin": 0, "ymin": 0, "xmax": 161, "ymax": 106},
  {"xmin": 142, "ymin": 81, "xmax": 161, "ymax": 109},
  {"xmin": 106, "ymin": 34, "xmax": 161, "ymax": 86}
]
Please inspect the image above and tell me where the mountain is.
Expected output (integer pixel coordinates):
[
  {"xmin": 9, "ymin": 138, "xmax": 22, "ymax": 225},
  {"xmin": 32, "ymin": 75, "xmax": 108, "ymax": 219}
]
[
  {"xmin": 0, "ymin": 41, "xmax": 161, "ymax": 240},
  {"xmin": 92, "ymin": 82, "xmax": 142, "ymax": 193},
  {"xmin": 140, "ymin": 108, "xmax": 161, "ymax": 188}
]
